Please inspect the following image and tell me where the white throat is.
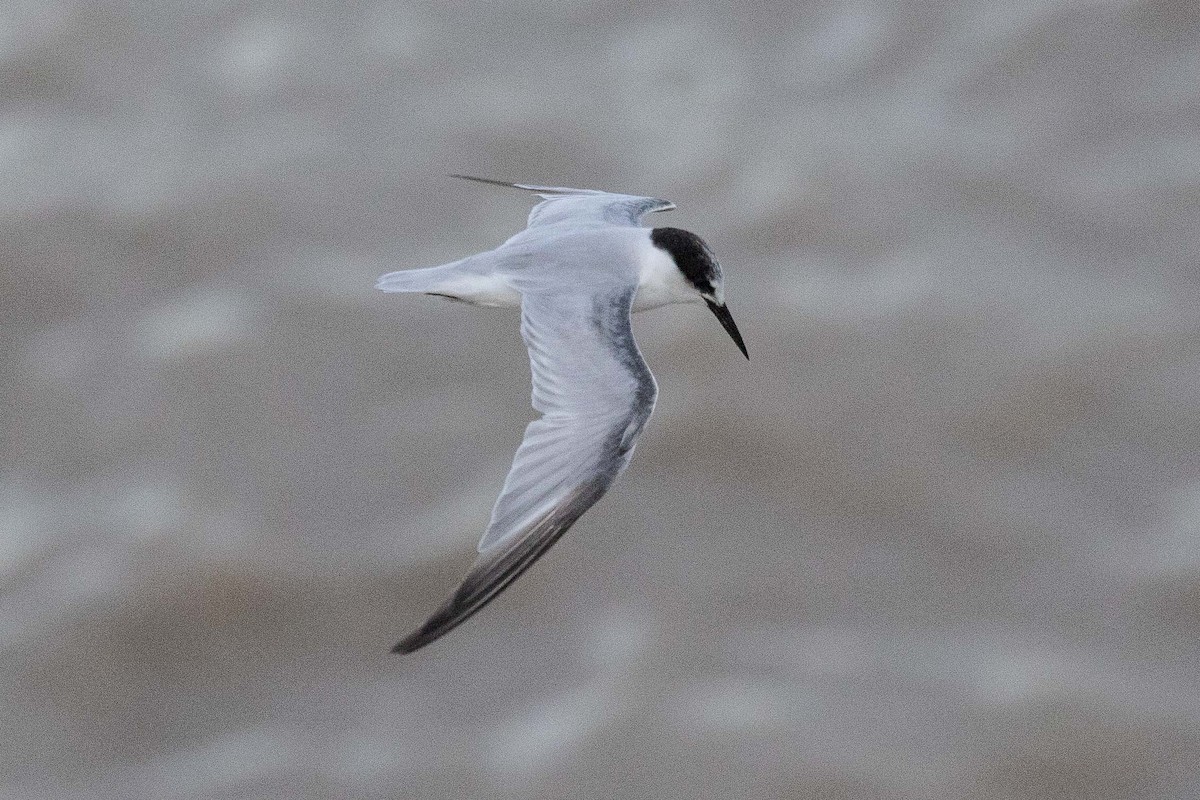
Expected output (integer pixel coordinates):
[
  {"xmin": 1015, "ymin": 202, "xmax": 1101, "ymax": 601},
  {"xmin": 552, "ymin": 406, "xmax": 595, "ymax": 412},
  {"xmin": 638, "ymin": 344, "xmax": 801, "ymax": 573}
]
[{"xmin": 632, "ymin": 233, "xmax": 700, "ymax": 312}]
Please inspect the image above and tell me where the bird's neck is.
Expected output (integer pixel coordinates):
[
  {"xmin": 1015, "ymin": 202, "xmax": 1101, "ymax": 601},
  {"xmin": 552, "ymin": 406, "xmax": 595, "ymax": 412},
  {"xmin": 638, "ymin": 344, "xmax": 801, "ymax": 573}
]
[{"xmin": 632, "ymin": 233, "xmax": 700, "ymax": 312}]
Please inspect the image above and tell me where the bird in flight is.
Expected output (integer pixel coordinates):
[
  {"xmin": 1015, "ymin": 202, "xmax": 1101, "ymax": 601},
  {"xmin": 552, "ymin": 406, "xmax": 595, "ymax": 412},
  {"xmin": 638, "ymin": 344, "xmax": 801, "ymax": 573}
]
[{"xmin": 378, "ymin": 175, "xmax": 748, "ymax": 653}]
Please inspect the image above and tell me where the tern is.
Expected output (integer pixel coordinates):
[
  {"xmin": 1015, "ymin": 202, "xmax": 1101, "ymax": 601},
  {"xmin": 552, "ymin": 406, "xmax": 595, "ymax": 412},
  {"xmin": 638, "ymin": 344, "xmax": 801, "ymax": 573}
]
[{"xmin": 378, "ymin": 175, "xmax": 748, "ymax": 653}]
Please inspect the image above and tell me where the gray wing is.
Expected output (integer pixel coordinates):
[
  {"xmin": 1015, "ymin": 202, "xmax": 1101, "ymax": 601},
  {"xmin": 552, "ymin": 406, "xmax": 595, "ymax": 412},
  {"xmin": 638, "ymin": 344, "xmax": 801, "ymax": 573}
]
[
  {"xmin": 452, "ymin": 174, "xmax": 675, "ymax": 231},
  {"xmin": 394, "ymin": 287, "xmax": 658, "ymax": 654}
]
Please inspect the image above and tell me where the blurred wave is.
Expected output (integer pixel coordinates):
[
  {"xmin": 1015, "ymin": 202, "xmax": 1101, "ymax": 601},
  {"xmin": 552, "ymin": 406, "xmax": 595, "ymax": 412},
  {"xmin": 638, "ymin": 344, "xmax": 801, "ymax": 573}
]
[{"xmin": 3, "ymin": 1, "xmax": 1199, "ymax": 798}]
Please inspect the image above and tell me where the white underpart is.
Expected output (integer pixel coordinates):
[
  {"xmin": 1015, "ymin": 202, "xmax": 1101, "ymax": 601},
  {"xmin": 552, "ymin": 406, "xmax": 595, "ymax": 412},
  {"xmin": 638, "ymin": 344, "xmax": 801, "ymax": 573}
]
[
  {"xmin": 433, "ymin": 272, "xmax": 521, "ymax": 307},
  {"xmin": 631, "ymin": 233, "xmax": 701, "ymax": 311}
]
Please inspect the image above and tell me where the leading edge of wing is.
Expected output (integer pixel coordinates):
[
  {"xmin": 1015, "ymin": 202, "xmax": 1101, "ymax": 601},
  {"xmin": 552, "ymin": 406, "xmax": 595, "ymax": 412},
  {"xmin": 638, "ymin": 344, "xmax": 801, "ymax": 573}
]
[
  {"xmin": 449, "ymin": 174, "xmax": 603, "ymax": 197},
  {"xmin": 450, "ymin": 174, "xmax": 677, "ymax": 223},
  {"xmin": 393, "ymin": 477, "xmax": 609, "ymax": 654}
]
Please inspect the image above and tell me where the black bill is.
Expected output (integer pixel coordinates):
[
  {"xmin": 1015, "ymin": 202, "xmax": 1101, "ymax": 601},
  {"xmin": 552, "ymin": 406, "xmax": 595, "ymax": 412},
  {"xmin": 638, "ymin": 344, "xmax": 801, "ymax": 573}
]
[{"xmin": 705, "ymin": 299, "xmax": 749, "ymax": 360}]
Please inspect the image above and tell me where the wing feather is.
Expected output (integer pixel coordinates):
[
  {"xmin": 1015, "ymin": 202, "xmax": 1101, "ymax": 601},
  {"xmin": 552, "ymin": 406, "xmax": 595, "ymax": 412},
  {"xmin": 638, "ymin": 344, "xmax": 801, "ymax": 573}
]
[
  {"xmin": 451, "ymin": 174, "xmax": 675, "ymax": 230},
  {"xmin": 394, "ymin": 288, "xmax": 657, "ymax": 653}
]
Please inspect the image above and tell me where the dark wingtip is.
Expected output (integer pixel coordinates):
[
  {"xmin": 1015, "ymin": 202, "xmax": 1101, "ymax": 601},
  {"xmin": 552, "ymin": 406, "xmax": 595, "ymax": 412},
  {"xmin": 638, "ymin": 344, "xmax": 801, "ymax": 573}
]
[
  {"xmin": 393, "ymin": 621, "xmax": 440, "ymax": 654},
  {"xmin": 449, "ymin": 174, "xmax": 521, "ymax": 189},
  {"xmin": 392, "ymin": 613, "xmax": 452, "ymax": 654},
  {"xmin": 388, "ymin": 480, "xmax": 610, "ymax": 656},
  {"xmin": 392, "ymin": 635, "xmax": 423, "ymax": 655}
]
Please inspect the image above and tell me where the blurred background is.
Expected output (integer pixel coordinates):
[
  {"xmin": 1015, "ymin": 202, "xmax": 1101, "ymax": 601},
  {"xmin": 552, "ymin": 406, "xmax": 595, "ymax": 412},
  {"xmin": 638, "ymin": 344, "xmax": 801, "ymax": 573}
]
[{"xmin": 3, "ymin": 1, "xmax": 1199, "ymax": 798}]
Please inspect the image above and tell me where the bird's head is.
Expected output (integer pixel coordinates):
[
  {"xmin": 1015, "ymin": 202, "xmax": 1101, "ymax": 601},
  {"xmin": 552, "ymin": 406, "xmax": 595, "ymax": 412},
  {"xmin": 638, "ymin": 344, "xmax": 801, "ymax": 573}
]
[{"xmin": 649, "ymin": 227, "xmax": 748, "ymax": 359}]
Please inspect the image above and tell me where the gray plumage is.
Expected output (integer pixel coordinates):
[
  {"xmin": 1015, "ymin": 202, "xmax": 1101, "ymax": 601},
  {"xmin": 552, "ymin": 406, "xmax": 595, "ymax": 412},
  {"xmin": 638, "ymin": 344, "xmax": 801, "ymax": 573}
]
[{"xmin": 379, "ymin": 176, "xmax": 746, "ymax": 654}]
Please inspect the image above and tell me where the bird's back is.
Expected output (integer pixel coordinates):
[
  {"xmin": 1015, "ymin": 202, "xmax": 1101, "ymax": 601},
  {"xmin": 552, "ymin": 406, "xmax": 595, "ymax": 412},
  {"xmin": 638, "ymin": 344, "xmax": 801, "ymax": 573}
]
[{"xmin": 495, "ymin": 225, "xmax": 650, "ymax": 294}]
